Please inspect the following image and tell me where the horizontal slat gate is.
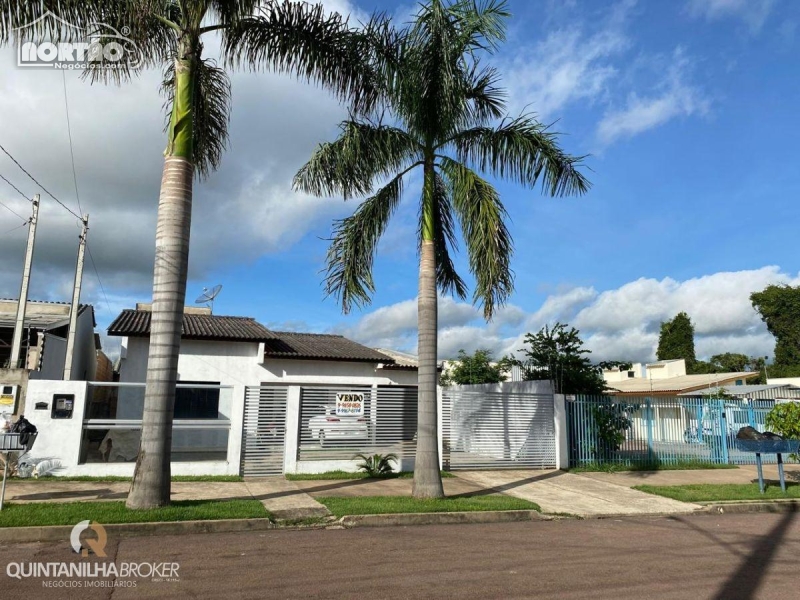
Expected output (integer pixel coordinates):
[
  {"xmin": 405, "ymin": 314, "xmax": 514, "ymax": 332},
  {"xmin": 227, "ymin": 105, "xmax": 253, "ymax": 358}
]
[
  {"xmin": 241, "ymin": 386, "xmax": 287, "ymax": 476},
  {"xmin": 297, "ymin": 386, "xmax": 417, "ymax": 464},
  {"xmin": 443, "ymin": 390, "xmax": 556, "ymax": 470}
]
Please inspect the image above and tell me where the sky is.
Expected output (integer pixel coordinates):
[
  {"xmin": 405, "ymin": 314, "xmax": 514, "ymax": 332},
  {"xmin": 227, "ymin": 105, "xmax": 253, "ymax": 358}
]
[{"xmin": 0, "ymin": 0, "xmax": 797, "ymax": 364}]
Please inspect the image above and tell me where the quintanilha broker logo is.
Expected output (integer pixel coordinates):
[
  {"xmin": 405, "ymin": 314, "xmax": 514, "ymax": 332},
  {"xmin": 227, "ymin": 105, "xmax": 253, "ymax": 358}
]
[{"xmin": 5, "ymin": 520, "xmax": 180, "ymax": 588}]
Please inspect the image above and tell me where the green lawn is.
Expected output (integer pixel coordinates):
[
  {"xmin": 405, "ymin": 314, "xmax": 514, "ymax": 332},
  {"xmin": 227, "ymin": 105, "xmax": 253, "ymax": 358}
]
[
  {"xmin": 0, "ymin": 500, "xmax": 268, "ymax": 528},
  {"xmin": 317, "ymin": 495, "xmax": 540, "ymax": 517},
  {"xmin": 7, "ymin": 475, "xmax": 243, "ymax": 483},
  {"xmin": 634, "ymin": 483, "xmax": 800, "ymax": 503},
  {"xmin": 286, "ymin": 471, "xmax": 454, "ymax": 481},
  {"xmin": 570, "ymin": 460, "xmax": 737, "ymax": 474}
]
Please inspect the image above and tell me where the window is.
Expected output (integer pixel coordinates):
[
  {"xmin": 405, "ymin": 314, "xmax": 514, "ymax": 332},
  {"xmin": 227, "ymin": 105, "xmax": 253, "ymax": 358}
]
[
  {"xmin": 627, "ymin": 371, "xmax": 635, "ymax": 378},
  {"xmin": 175, "ymin": 382, "xmax": 220, "ymax": 419}
]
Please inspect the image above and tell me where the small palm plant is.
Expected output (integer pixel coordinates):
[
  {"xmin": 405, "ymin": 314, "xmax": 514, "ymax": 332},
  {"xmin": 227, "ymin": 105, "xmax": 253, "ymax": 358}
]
[{"xmin": 354, "ymin": 453, "xmax": 398, "ymax": 477}]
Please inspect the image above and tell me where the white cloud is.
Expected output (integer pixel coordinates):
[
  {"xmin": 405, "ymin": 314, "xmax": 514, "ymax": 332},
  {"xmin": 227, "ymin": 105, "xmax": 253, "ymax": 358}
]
[
  {"xmin": 596, "ymin": 48, "xmax": 710, "ymax": 145},
  {"xmin": 686, "ymin": 0, "xmax": 776, "ymax": 32},
  {"xmin": 338, "ymin": 267, "xmax": 799, "ymax": 363},
  {"xmin": 503, "ymin": 1, "xmax": 633, "ymax": 118}
]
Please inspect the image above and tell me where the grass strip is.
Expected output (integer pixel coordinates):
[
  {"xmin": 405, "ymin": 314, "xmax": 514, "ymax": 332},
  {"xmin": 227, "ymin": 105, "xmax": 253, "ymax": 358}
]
[
  {"xmin": 634, "ymin": 483, "xmax": 800, "ymax": 502},
  {"xmin": 7, "ymin": 475, "xmax": 243, "ymax": 483},
  {"xmin": 570, "ymin": 461, "xmax": 738, "ymax": 473},
  {"xmin": 0, "ymin": 499, "xmax": 268, "ymax": 528},
  {"xmin": 286, "ymin": 470, "xmax": 454, "ymax": 481},
  {"xmin": 317, "ymin": 494, "xmax": 540, "ymax": 517}
]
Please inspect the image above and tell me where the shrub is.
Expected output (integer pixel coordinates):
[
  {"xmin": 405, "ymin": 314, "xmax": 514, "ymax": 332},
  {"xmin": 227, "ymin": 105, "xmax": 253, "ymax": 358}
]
[
  {"xmin": 354, "ymin": 453, "xmax": 397, "ymax": 477},
  {"xmin": 766, "ymin": 402, "xmax": 800, "ymax": 459}
]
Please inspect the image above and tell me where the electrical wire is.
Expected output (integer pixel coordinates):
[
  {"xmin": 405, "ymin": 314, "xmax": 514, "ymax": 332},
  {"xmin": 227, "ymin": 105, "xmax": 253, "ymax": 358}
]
[
  {"xmin": 62, "ymin": 71, "xmax": 84, "ymax": 216},
  {"xmin": 2, "ymin": 221, "xmax": 30, "ymax": 235},
  {"xmin": 87, "ymin": 244, "xmax": 111, "ymax": 312},
  {"xmin": 0, "ymin": 172, "xmax": 31, "ymax": 202},
  {"xmin": 0, "ymin": 141, "xmax": 83, "ymax": 221},
  {"xmin": 0, "ymin": 198, "xmax": 28, "ymax": 223}
]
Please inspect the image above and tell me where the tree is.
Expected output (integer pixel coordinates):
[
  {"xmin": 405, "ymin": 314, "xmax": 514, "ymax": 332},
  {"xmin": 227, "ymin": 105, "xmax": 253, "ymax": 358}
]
[
  {"xmin": 294, "ymin": 0, "xmax": 589, "ymax": 498},
  {"xmin": 519, "ymin": 323, "xmax": 605, "ymax": 395},
  {"xmin": 708, "ymin": 353, "xmax": 767, "ymax": 384},
  {"xmin": 1, "ymin": 1, "xmax": 379, "ymax": 508},
  {"xmin": 440, "ymin": 349, "xmax": 510, "ymax": 386},
  {"xmin": 751, "ymin": 285, "xmax": 800, "ymax": 368},
  {"xmin": 656, "ymin": 312, "xmax": 697, "ymax": 367}
]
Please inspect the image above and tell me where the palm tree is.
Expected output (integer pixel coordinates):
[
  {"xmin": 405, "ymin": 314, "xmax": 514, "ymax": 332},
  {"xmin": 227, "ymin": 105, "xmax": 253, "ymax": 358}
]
[
  {"xmin": 295, "ymin": 0, "xmax": 590, "ymax": 498},
  {"xmin": 1, "ymin": 0, "xmax": 380, "ymax": 508}
]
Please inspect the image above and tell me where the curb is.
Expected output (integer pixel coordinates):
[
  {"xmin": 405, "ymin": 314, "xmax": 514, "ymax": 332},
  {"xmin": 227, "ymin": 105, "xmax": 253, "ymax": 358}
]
[
  {"xmin": 0, "ymin": 518, "xmax": 276, "ymax": 544},
  {"xmin": 339, "ymin": 510, "xmax": 546, "ymax": 528},
  {"xmin": 701, "ymin": 500, "xmax": 800, "ymax": 514}
]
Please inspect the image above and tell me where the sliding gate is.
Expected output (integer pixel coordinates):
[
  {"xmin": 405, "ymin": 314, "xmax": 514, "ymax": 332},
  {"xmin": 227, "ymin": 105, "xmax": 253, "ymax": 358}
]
[
  {"xmin": 442, "ymin": 388, "xmax": 556, "ymax": 470},
  {"xmin": 240, "ymin": 386, "xmax": 288, "ymax": 476}
]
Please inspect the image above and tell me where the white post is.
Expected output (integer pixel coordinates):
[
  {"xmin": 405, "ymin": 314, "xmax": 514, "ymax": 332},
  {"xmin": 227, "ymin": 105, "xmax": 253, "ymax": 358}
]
[
  {"xmin": 63, "ymin": 214, "xmax": 89, "ymax": 380},
  {"xmin": 9, "ymin": 195, "xmax": 39, "ymax": 369},
  {"xmin": 283, "ymin": 386, "xmax": 301, "ymax": 474},
  {"xmin": 553, "ymin": 394, "xmax": 569, "ymax": 470}
]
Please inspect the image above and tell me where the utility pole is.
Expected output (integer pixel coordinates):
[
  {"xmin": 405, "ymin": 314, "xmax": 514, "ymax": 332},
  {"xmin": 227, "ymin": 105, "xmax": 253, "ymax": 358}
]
[
  {"xmin": 9, "ymin": 195, "xmax": 39, "ymax": 369},
  {"xmin": 63, "ymin": 214, "xmax": 89, "ymax": 380}
]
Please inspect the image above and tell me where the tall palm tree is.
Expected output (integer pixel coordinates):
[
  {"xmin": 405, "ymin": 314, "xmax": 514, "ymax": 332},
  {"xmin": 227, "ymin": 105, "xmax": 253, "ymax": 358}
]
[
  {"xmin": 295, "ymin": 0, "xmax": 590, "ymax": 498},
  {"xmin": 1, "ymin": 0, "xmax": 380, "ymax": 508}
]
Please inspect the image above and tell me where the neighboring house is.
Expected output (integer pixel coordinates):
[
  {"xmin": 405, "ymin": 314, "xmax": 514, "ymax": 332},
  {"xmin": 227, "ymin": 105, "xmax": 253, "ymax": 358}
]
[
  {"xmin": 604, "ymin": 359, "xmax": 759, "ymax": 396},
  {"xmin": 0, "ymin": 299, "xmax": 97, "ymax": 414},
  {"xmin": 678, "ymin": 384, "xmax": 800, "ymax": 402}
]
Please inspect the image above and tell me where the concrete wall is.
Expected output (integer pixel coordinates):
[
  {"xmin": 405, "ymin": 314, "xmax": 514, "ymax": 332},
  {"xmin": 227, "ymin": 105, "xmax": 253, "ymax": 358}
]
[
  {"xmin": 71, "ymin": 307, "xmax": 97, "ymax": 381},
  {"xmin": 23, "ymin": 379, "xmax": 237, "ymax": 477},
  {"xmin": 31, "ymin": 333, "xmax": 66, "ymax": 380}
]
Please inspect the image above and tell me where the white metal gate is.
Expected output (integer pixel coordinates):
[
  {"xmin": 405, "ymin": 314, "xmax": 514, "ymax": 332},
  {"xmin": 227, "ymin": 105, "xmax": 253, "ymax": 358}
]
[
  {"xmin": 442, "ymin": 389, "xmax": 556, "ymax": 469},
  {"xmin": 241, "ymin": 386, "xmax": 288, "ymax": 476}
]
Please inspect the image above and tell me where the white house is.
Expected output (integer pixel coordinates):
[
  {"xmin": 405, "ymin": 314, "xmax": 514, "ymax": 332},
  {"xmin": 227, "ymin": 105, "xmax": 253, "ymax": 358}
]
[{"xmin": 27, "ymin": 304, "xmax": 419, "ymax": 476}]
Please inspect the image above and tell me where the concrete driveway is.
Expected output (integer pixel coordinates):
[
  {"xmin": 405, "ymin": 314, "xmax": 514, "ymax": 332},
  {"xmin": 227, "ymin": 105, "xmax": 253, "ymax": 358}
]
[{"xmin": 453, "ymin": 470, "xmax": 702, "ymax": 516}]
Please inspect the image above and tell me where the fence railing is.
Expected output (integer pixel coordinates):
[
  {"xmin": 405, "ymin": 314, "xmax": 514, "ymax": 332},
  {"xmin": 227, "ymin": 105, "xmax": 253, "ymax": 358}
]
[{"xmin": 567, "ymin": 395, "xmax": 789, "ymax": 467}]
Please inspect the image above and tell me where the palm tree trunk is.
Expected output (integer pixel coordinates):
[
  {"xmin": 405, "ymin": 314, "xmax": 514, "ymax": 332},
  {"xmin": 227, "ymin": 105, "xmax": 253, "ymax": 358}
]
[
  {"xmin": 413, "ymin": 159, "xmax": 444, "ymax": 499},
  {"xmin": 127, "ymin": 52, "xmax": 195, "ymax": 509}
]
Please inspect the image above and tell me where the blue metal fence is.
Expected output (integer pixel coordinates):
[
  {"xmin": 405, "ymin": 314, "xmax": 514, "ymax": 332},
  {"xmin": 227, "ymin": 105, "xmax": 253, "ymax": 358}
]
[{"xmin": 566, "ymin": 395, "xmax": 791, "ymax": 467}]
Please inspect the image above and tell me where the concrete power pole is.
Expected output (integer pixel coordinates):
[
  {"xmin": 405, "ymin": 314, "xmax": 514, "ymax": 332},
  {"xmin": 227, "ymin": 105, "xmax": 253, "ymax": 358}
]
[
  {"xmin": 9, "ymin": 194, "xmax": 40, "ymax": 369},
  {"xmin": 63, "ymin": 214, "xmax": 89, "ymax": 380}
]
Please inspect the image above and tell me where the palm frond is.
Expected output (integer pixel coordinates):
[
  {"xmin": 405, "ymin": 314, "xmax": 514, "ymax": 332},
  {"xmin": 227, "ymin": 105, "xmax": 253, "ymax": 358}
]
[
  {"xmin": 0, "ymin": 1, "xmax": 177, "ymax": 82},
  {"xmin": 419, "ymin": 172, "xmax": 467, "ymax": 299},
  {"xmin": 222, "ymin": 0, "xmax": 383, "ymax": 114},
  {"xmin": 439, "ymin": 156, "xmax": 513, "ymax": 319},
  {"xmin": 448, "ymin": 0, "xmax": 509, "ymax": 52},
  {"xmin": 463, "ymin": 61, "xmax": 505, "ymax": 125},
  {"xmin": 324, "ymin": 173, "xmax": 404, "ymax": 313},
  {"xmin": 162, "ymin": 57, "xmax": 232, "ymax": 178},
  {"xmin": 449, "ymin": 115, "xmax": 591, "ymax": 196},
  {"xmin": 294, "ymin": 120, "xmax": 422, "ymax": 199}
]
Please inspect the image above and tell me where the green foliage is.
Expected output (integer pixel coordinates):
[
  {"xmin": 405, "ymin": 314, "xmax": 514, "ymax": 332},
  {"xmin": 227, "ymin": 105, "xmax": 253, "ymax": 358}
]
[
  {"xmin": 354, "ymin": 453, "xmax": 398, "ymax": 477},
  {"xmin": 440, "ymin": 349, "xmax": 508, "ymax": 385},
  {"xmin": 635, "ymin": 483, "xmax": 800, "ymax": 502},
  {"xmin": 657, "ymin": 312, "xmax": 697, "ymax": 365},
  {"xmin": 294, "ymin": 0, "xmax": 589, "ymax": 318},
  {"xmin": 519, "ymin": 323, "xmax": 605, "ymax": 394},
  {"xmin": 590, "ymin": 399, "xmax": 639, "ymax": 455},
  {"xmin": 751, "ymin": 285, "xmax": 800, "ymax": 368},
  {"xmin": 766, "ymin": 403, "xmax": 800, "ymax": 439}
]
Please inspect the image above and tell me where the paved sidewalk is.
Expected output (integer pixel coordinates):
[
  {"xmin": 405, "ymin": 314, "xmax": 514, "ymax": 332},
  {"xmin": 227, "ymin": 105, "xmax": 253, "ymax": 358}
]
[
  {"xmin": 579, "ymin": 464, "xmax": 800, "ymax": 488},
  {"xmin": 454, "ymin": 470, "xmax": 702, "ymax": 517}
]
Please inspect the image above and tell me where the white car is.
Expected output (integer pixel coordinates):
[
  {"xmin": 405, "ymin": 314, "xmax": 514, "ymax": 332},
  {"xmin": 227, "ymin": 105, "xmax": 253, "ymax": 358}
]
[{"xmin": 308, "ymin": 406, "xmax": 369, "ymax": 446}]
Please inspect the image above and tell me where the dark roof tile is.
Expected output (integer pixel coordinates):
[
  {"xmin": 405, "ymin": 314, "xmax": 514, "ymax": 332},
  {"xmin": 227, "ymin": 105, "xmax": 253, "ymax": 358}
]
[
  {"xmin": 263, "ymin": 332, "xmax": 395, "ymax": 364},
  {"xmin": 108, "ymin": 309, "xmax": 275, "ymax": 342}
]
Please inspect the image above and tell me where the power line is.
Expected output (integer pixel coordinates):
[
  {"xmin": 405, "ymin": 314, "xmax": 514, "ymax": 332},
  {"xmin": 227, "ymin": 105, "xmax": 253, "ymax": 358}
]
[
  {"xmin": 86, "ymin": 244, "xmax": 111, "ymax": 312},
  {"xmin": 62, "ymin": 71, "xmax": 84, "ymax": 216},
  {"xmin": 0, "ymin": 141, "xmax": 83, "ymax": 221},
  {"xmin": 1, "ymin": 221, "xmax": 29, "ymax": 235},
  {"xmin": 0, "ymin": 172, "xmax": 31, "ymax": 202},
  {"xmin": 0, "ymin": 197, "xmax": 28, "ymax": 222}
]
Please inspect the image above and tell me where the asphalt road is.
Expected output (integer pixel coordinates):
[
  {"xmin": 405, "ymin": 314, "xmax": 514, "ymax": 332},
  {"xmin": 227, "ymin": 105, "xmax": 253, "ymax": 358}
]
[{"xmin": 1, "ymin": 512, "xmax": 798, "ymax": 599}]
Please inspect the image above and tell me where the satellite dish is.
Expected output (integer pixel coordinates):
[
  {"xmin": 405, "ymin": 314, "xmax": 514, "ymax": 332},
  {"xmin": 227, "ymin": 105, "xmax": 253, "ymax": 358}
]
[{"xmin": 195, "ymin": 284, "xmax": 222, "ymax": 314}]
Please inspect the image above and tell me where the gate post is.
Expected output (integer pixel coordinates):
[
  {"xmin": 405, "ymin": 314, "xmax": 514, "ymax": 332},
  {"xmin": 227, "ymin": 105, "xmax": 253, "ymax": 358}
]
[
  {"xmin": 718, "ymin": 399, "xmax": 730, "ymax": 465},
  {"xmin": 283, "ymin": 386, "xmax": 301, "ymax": 474},
  {"xmin": 553, "ymin": 394, "xmax": 568, "ymax": 469},
  {"xmin": 645, "ymin": 397, "xmax": 654, "ymax": 462}
]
